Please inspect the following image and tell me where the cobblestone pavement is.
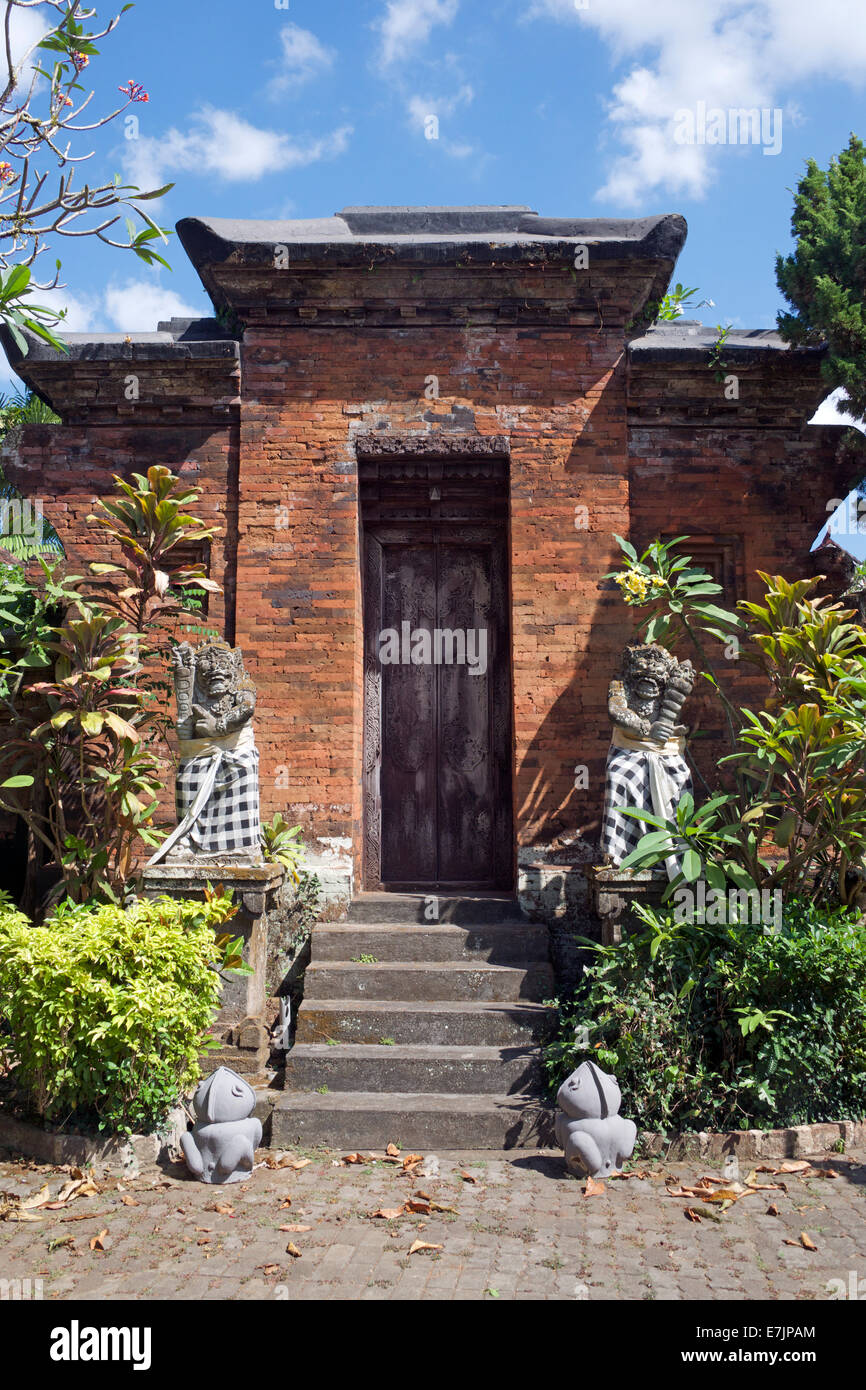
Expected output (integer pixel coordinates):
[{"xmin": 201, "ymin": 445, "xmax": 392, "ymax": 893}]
[{"xmin": 1, "ymin": 1146, "xmax": 864, "ymax": 1301}]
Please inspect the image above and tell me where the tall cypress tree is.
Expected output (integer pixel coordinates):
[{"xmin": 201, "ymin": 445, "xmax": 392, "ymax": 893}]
[{"xmin": 776, "ymin": 133, "xmax": 866, "ymax": 422}]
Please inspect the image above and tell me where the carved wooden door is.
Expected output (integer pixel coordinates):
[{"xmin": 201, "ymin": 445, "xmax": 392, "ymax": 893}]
[{"xmin": 363, "ymin": 520, "xmax": 512, "ymax": 890}]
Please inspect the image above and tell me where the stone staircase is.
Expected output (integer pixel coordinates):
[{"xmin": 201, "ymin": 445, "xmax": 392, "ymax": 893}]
[{"xmin": 271, "ymin": 894, "xmax": 557, "ymax": 1149}]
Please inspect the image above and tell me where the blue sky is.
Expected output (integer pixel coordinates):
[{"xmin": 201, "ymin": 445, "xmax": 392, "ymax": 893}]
[{"xmin": 3, "ymin": 0, "xmax": 866, "ymax": 388}]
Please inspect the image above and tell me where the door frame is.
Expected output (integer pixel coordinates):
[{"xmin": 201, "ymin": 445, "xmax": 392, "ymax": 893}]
[{"xmin": 358, "ymin": 440, "xmax": 513, "ymax": 892}]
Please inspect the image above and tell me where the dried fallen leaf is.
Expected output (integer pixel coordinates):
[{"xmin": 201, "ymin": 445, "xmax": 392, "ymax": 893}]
[
  {"xmin": 278, "ymin": 1198, "xmax": 292, "ymax": 1210},
  {"xmin": 287, "ymin": 1158, "xmax": 311, "ymax": 1171},
  {"xmin": 342, "ymin": 1153, "xmax": 366, "ymax": 1165},
  {"xmin": 408, "ymin": 1239, "xmax": 443, "ymax": 1255},
  {"xmin": 89, "ymin": 1229, "xmax": 109, "ymax": 1252},
  {"xmin": 386, "ymin": 1143, "xmax": 400, "ymax": 1157},
  {"xmin": 286, "ymin": 1242, "xmax": 302, "ymax": 1258},
  {"xmin": 48, "ymin": 1234, "xmax": 75, "ymax": 1252},
  {"xmin": 260, "ymin": 1264, "xmax": 281, "ymax": 1276},
  {"xmin": 413, "ymin": 1189, "xmax": 432, "ymax": 1202},
  {"xmin": 4, "ymin": 1208, "xmax": 42, "ymax": 1223},
  {"xmin": 209, "ymin": 1202, "xmax": 235, "ymax": 1217},
  {"xmin": 279, "ymin": 1224, "xmax": 313, "ymax": 1234},
  {"xmin": 458, "ymin": 1170, "xmax": 479, "ymax": 1184},
  {"xmin": 402, "ymin": 1153, "xmax": 424, "ymax": 1170},
  {"xmin": 120, "ymin": 1194, "xmax": 139, "ymax": 1207},
  {"xmin": 800, "ymin": 1231, "xmax": 818, "ymax": 1251},
  {"xmin": 812, "ymin": 1167, "xmax": 839, "ymax": 1179},
  {"xmin": 584, "ymin": 1176, "xmax": 605, "ymax": 1197},
  {"xmin": 406, "ymin": 1199, "xmax": 432, "ymax": 1215},
  {"xmin": 196, "ymin": 1236, "xmax": 210, "ymax": 1246},
  {"xmin": 766, "ymin": 1203, "xmax": 779, "ymax": 1216},
  {"xmin": 373, "ymin": 1207, "xmax": 406, "ymax": 1220},
  {"xmin": 430, "ymin": 1202, "xmax": 458, "ymax": 1215},
  {"xmin": 21, "ymin": 1184, "xmax": 53, "ymax": 1210},
  {"xmin": 684, "ymin": 1207, "xmax": 703, "ymax": 1223},
  {"xmin": 776, "ymin": 1161, "xmax": 812, "ymax": 1174}
]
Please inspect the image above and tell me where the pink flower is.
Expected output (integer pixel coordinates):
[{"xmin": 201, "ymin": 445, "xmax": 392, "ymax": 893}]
[
  {"xmin": 118, "ymin": 79, "xmax": 149, "ymax": 103},
  {"xmin": 0, "ymin": 161, "xmax": 16, "ymax": 183},
  {"xmin": 71, "ymin": 51, "xmax": 89, "ymax": 71}
]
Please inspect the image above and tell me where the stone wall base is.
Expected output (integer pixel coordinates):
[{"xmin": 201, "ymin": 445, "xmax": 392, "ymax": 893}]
[
  {"xmin": 141, "ymin": 860, "xmax": 284, "ymax": 1084},
  {"xmin": 639, "ymin": 1120, "xmax": 866, "ymax": 1163}
]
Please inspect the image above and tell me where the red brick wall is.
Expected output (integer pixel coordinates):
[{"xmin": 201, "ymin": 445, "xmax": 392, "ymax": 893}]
[
  {"xmin": 7, "ymin": 321, "xmax": 846, "ymax": 884},
  {"xmin": 234, "ymin": 323, "xmax": 640, "ymax": 885}
]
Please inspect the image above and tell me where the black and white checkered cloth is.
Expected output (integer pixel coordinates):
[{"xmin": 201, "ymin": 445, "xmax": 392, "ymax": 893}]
[
  {"xmin": 147, "ymin": 725, "xmax": 261, "ymax": 865},
  {"xmin": 601, "ymin": 739, "xmax": 692, "ymax": 871},
  {"xmin": 173, "ymin": 744, "xmax": 260, "ymax": 857}
]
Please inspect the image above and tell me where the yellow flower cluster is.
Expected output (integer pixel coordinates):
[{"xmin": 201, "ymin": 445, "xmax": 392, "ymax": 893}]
[
  {"xmin": 615, "ymin": 569, "xmax": 650, "ymax": 602},
  {"xmin": 614, "ymin": 569, "xmax": 666, "ymax": 605}
]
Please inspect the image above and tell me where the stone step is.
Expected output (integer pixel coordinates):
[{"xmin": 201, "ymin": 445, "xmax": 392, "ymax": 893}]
[
  {"xmin": 302, "ymin": 960, "xmax": 554, "ymax": 1003},
  {"xmin": 312, "ymin": 921, "xmax": 550, "ymax": 964},
  {"xmin": 283, "ymin": 1043, "xmax": 545, "ymax": 1095},
  {"xmin": 346, "ymin": 893, "xmax": 522, "ymax": 925},
  {"xmin": 271, "ymin": 1090, "xmax": 556, "ymax": 1150},
  {"xmin": 295, "ymin": 998, "xmax": 554, "ymax": 1047}
]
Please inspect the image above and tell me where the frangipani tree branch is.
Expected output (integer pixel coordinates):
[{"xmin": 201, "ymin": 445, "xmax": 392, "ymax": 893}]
[{"xmin": 0, "ymin": 1, "xmax": 172, "ymax": 349}]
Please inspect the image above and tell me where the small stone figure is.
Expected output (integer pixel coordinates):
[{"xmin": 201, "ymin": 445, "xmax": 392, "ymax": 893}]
[
  {"xmin": 555, "ymin": 1060, "xmax": 637, "ymax": 1179},
  {"xmin": 148, "ymin": 640, "xmax": 262, "ymax": 865},
  {"xmin": 180, "ymin": 1066, "xmax": 262, "ymax": 1184},
  {"xmin": 601, "ymin": 642, "xmax": 695, "ymax": 879}
]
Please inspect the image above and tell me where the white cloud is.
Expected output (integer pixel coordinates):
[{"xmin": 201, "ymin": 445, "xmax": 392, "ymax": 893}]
[
  {"xmin": 268, "ymin": 24, "xmax": 334, "ymax": 96},
  {"xmin": 525, "ymin": 0, "xmax": 866, "ymax": 206},
  {"xmin": 123, "ymin": 106, "xmax": 352, "ymax": 191},
  {"xmin": 407, "ymin": 83, "xmax": 474, "ymax": 130},
  {"xmin": 376, "ymin": 0, "xmax": 459, "ymax": 67},
  {"xmin": 34, "ymin": 285, "xmax": 101, "ymax": 334},
  {"xmin": 811, "ymin": 387, "xmax": 865, "ymax": 433},
  {"xmin": 8, "ymin": 5, "xmax": 49, "ymax": 84},
  {"xmin": 103, "ymin": 280, "xmax": 204, "ymax": 332},
  {"xmin": 407, "ymin": 85, "xmax": 476, "ymax": 158},
  {"xmin": 445, "ymin": 141, "xmax": 475, "ymax": 160}
]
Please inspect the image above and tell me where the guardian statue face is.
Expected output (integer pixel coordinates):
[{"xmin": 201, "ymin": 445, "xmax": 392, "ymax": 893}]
[
  {"xmin": 196, "ymin": 645, "xmax": 240, "ymax": 700},
  {"xmin": 620, "ymin": 643, "xmax": 676, "ymax": 722}
]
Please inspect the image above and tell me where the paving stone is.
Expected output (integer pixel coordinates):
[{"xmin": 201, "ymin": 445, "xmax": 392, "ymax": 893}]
[{"xmin": 2, "ymin": 1146, "xmax": 865, "ymax": 1300}]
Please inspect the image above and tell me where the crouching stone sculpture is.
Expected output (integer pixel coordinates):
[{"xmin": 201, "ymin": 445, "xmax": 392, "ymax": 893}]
[
  {"xmin": 180, "ymin": 1066, "xmax": 262, "ymax": 1184},
  {"xmin": 555, "ymin": 1060, "xmax": 637, "ymax": 1179}
]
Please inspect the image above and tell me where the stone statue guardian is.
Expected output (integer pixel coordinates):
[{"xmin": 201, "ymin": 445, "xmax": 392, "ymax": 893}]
[
  {"xmin": 555, "ymin": 1060, "xmax": 637, "ymax": 1179},
  {"xmin": 180, "ymin": 1066, "xmax": 262, "ymax": 1184},
  {"xmin": 601, "ymin": 642, "xmax": 695, "ymax": 880},
  {"xmin": 148, "ymin": 640, "xmax": 262, "ymax": 865}
]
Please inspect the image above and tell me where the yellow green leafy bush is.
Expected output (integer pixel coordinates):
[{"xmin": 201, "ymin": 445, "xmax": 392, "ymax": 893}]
[{"xmin": 0, "ymin": 892, "xmax": 237, "ymax": 1134}]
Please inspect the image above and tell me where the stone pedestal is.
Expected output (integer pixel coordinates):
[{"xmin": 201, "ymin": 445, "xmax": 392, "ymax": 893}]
[
  {"xmin": 588, "ymin": 865, "xmax": 669, "ymax": 946},
  {"xmin": 141, "ymin": 861, "xmax": 284, "ymax": 1081}
]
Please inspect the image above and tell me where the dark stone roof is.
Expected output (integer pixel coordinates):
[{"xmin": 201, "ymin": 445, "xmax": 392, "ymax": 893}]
[
  {"xmin": 628, "ymin": 320, "xmax": 825, "ymax": 362},
  {"xmin": 176, "ymin": 206, "xmax": 689, "ymax": 269},
  {"xmin": 0, "ymin": 317, "xmax": 237, "ymax": 370}
]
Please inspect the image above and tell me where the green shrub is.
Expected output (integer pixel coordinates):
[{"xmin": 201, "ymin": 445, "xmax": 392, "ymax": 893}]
[
  {"xmin": 0, "ymin": 891, "xmax": 237, "ymax": 1134},
  {"xmin": 546, "ymin": 899, "xmax": 866, "ymax": 1131}
]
